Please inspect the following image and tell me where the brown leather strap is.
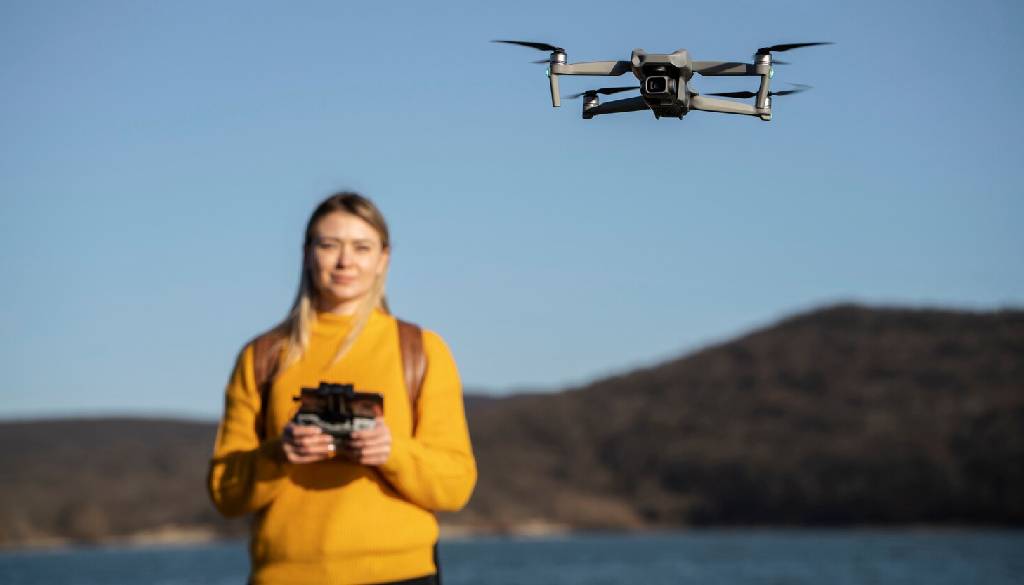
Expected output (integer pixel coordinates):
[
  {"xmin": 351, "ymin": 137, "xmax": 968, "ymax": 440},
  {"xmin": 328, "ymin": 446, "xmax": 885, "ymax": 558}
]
[
  {"xmin": 252, "ymin": 329, "xmax": 286, "ymax": 440},
  {"xmin": 397, "ymin": 320, "xmax": 427, "ymax": 424}
]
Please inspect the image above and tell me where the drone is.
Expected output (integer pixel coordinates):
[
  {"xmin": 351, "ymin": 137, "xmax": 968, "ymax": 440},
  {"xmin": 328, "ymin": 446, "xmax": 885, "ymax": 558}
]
[{"xmin": 493, "ymin": 40, "xmax": 833, "ymax": 121}]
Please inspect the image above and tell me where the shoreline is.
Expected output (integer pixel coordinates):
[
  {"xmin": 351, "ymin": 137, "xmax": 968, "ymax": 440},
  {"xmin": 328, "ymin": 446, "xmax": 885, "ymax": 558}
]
[{"xmin": 3, "ymin": 523, "xmax": 1021, "ymax": 553}]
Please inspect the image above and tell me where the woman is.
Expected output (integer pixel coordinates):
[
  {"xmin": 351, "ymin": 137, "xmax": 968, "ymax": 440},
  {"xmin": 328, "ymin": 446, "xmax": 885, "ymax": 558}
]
[{"xmin": 208, "ymin": 192, "xmax": 477, "ymax": 585}]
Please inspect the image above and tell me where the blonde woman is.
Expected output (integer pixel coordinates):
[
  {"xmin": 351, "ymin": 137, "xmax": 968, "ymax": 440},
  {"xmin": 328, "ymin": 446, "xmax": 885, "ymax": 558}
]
[{"xmin": 208, "ymin": 192, "xmax": 476, "ymax": 585}]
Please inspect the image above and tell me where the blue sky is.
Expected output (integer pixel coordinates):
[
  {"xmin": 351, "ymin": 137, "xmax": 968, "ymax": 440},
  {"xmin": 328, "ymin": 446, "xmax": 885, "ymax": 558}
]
[{"xmin": 2, "ymin": 0, "xmax": 1022, "ymax": 419}]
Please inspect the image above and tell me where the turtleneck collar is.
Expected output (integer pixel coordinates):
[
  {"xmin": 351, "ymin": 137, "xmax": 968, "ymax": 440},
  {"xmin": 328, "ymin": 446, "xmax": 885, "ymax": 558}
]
[
  {"xmin": 314, "ymin": 311, "xmax": 357, "ymax": 324},
  {"xmin": 311, "ymin": 308, "xmax": 385, "ymax": 337}
]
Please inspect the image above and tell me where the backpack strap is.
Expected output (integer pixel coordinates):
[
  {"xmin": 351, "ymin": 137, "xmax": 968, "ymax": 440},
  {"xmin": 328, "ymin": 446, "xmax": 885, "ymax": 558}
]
[
  {"xmin": 252, "ymin": 329, "xmax": 286, "ymax": 440},
  {"xmin": 251, "ymin": 320, "xmax": 427, "ymax": 439},
  {"xmin": 397, "ymin": 319, "xmax": 427, "ymax": 430},
  {"xmin": 395, "ymin": 318, "xmax": 438, "ymax": 579}
]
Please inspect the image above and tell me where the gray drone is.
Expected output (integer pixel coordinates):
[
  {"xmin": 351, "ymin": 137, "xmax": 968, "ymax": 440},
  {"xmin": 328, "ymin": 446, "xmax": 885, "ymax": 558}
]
[{"xmin": 494, "ymin": 40, "xmax": 832, "ymax": 121}]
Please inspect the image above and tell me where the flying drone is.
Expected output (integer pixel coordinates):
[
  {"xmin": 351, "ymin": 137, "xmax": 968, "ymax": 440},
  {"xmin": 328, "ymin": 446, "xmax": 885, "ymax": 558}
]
[{"xmin": 493, "ymin": 40, "xmax": 833, "ymax": 121}]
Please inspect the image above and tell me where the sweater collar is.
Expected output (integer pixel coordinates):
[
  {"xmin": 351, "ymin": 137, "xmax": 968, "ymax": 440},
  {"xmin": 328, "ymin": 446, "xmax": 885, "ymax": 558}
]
[{"xmin": 312, "ymin": 308, "xmax": 384, "ymax": 335}]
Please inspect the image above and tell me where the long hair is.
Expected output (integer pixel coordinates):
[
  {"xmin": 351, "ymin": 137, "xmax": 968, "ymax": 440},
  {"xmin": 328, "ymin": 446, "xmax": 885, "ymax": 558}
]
[{"xmin": 276, "ymin": 192, "xmax": 391, "ymax": 371}]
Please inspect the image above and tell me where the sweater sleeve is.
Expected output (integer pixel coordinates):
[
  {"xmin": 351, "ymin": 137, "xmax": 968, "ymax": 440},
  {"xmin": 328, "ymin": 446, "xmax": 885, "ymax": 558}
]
[
  {"xmin": 207, "ymin": 343, "xmax": 290, "ymax": 517},
  {"xmin": 378, "ymin": 330, "xmax": 478, "ymax": 512}
]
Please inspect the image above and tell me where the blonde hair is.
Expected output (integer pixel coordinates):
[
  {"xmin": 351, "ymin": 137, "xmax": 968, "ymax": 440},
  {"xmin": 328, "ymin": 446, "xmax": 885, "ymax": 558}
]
[{"xmin": 276, "ymin": 192, "xmax": 391, "ymax": 371}]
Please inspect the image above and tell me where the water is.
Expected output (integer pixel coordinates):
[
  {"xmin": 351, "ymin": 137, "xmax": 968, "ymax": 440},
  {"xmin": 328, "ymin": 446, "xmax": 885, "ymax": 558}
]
[{"xmin": 1, "ymin": 530, "xmax": 1021, "ymax": 585}]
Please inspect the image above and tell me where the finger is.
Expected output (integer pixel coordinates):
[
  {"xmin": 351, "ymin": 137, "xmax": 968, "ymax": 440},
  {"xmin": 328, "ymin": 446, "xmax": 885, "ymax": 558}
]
[
  {"xmin": 355, "ymin": 430, "xmax": 391, "ymax": 445},
  {"xmin": 286, "ymin": 435, "xmax": 320, "ymax": 451},
  {"xmin": 290, "ymin": 439, "xmax": 314, "ymax": 454},
  {"xmin": 289, "ymin": 443, "xmax": 314, "ymax": 458},
  {"xmin": 351, "ymin": 439, "xmax": 391, "ymax": 453},
  {"xmin": 350, "ymin": 426, "xmax": 389, "ymax": 444},
  {"xmin": 289, "ymin": 425, "xmax": 325, "ymax": 437},
  {"xmin": 282, "ymin": 443, "xmax": 297, "ymax": 459},
  {"xmin": 290, "ymin": 446, "xmax": 325, "ymax": 461},
  {"xmin": 283, "ymin": 444, "xmax": 328, "ymax": 464},
  {"xmin": 294, "ymin": 433, "xmax": 333, "ymax": 449},
  {"xmin": 311, "ymin": 434, "xmax": 336, "ymax": 448},
  {"xmin": 358, "ymin": 446, "xmax": 391, "ymax": 463},
  {"xmin": 359, "ymin": 452, "xmax": 390, "ymax": 466},
  {"xmin": 294, "ymin": 453, "xmax": 331, "ymax": 464},
  {"xmin": 359, "ymin": 443, "xmax": 391, "ymax": 456},
  {"xmin": 307, "ymin": 439, "xmax": 337, "ymax": 456},
  {"xmin": 349, "ymin": 429, "xmax": 375, "ymax": 441}
]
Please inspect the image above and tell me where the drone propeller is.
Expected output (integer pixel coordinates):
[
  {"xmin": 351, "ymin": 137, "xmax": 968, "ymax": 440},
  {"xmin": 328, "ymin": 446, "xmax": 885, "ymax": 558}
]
[
  {"xmin": 706, "ymin": 83, "xmax": 811, "ymax": 99},
  {"xmin": 492, "ymin": 40, "xmax": 565, "ymax": 53},
  {"xmin": 756, "ymin": 42, "xmax": 833, "ymax": 55},
  {"xmin": 567, "ymin": 86, "xmax": 640, "ymax": 99}
]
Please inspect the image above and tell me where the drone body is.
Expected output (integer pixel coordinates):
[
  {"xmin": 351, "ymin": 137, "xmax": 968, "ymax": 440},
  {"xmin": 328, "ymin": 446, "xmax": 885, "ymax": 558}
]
[{"xmin": 494, "ymin": 41, "xmax": 831, "ymax": 121}]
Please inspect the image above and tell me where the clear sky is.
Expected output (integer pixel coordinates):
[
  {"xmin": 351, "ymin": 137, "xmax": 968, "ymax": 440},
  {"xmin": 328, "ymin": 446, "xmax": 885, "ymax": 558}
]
[{"xmin": 2, "ymin": 0, "xmax": 1022, "ymax": 420}]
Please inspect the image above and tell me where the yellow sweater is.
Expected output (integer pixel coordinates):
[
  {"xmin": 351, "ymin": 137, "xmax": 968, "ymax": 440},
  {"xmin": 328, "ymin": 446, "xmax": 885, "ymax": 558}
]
[{"xmin": 208, "ymin": 310, "xmax": 477, "ymax": 585}]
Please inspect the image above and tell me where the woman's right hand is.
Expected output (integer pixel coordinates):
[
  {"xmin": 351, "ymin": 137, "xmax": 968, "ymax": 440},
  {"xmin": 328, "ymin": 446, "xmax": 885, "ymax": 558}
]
[{"xmin": 281, "ymin": 422, "xmax": 337, "ymax": 463}]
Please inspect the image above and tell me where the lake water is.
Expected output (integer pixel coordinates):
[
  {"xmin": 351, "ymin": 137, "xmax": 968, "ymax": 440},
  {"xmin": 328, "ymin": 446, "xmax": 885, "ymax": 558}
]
[{"xmin": 1, "ymin": 530, "xmax": 1022, "ymax": 585}]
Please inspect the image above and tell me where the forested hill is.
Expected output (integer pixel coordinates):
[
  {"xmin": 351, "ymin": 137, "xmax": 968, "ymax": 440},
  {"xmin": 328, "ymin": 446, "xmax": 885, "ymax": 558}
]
[
  {"xmin": 2, "ymin": 304, "xmax": 1021, "ymax": 547},
  {"xmin": 458, "ymin": 304, "xmax": 1024, "ymax": 530}
]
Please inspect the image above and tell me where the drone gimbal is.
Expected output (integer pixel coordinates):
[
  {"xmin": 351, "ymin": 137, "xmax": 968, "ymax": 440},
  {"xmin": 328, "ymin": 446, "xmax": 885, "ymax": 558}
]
[{"xmin": 494, "ymin": 41, "xmax": 832, "ymax": 121}]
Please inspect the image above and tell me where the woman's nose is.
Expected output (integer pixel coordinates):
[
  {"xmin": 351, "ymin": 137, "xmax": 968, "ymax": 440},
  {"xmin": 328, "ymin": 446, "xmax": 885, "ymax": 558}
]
[{"xmin": 335, "ymin": 246, "xmax": 349, "ymax": 267}]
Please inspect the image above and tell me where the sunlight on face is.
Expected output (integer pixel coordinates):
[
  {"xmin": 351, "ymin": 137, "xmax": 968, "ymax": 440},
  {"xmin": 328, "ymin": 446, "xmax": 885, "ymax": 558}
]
[{"xmin": 308, "ymin": 211, "xmax": 389, "ymax": 314}]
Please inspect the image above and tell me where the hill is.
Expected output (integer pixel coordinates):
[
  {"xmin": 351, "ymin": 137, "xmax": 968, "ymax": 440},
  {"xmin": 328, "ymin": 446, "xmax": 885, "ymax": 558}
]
[
  {"xmin": 456, "ymin": 304, "xmax": 1024, "ymax": 530},
  {"xmin": 1, "ymin": 303, "xmax": 1021, "ymax": 547}
]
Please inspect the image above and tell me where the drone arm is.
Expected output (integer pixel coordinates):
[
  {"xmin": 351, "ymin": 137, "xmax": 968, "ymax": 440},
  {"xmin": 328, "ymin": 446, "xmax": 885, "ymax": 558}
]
[
  {"xmin": 693, "ymin": 59, "xmax": 773, "ymax": 111},
  {"xmin": 549, "ymin": 60, "xmax": 629, "ymax": 107},
  {"xmin": 551, "ymin": 60, "xmax": 632, "ymax": 76},
  {"xmin": 692, "ymin": 61, "xmax": 767, "ymax": 76},
  {"xmin": 583, "ymin": 96, "xmax": 649, "ymax": 118},
  {"xmin": 690, "ymin": 95, "xmax": 761, "ymax": 116}
]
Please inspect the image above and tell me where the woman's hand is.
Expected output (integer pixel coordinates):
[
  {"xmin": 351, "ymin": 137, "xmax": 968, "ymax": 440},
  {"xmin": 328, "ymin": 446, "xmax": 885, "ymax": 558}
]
[
  {"xmin": 281, "ymin": 422, "xmax": 337, "ymax": 464},
  {"xmin": 344, "ymin": 418, "xmax": 392, "ymax": 466}
]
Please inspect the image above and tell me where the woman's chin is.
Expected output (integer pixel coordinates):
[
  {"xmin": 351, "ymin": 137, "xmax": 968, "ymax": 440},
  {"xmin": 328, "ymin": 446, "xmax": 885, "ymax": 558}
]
[{"xmin": 317, "ymin": 288, "xmax": 368, "ymax": 311}]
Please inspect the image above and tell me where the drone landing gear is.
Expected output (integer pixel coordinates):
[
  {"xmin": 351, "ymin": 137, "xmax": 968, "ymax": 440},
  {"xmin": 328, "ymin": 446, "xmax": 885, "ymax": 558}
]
[{"xmin": 760, "ymin": 96, "xmax": 772, "ymax": 121}]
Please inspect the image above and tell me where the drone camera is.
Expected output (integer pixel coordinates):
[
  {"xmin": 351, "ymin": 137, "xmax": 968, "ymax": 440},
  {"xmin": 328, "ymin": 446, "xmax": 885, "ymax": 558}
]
[{"xmin": 644, "ymin": 76, "xmax": 672, "ymax": 95}]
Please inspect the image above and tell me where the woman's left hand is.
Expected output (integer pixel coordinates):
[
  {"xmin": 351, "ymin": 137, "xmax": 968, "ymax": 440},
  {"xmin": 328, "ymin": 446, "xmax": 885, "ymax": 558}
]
[{"xmin": 345, "ymin": 418, "xmax": 392, "ymax": 466}]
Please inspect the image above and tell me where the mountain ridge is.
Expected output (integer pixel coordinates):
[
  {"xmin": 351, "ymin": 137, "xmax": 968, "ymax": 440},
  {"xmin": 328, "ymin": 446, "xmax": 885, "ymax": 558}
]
[{"xmin": 2, "ymin": 303, "xmax": 1021, "ymax": 548}]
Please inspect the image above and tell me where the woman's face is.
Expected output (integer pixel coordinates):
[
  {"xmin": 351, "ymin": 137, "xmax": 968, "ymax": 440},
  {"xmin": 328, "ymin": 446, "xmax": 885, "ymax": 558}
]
[{"xmin": 308, "ymin": 211, "xmax": 389, "ymax": 314}]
